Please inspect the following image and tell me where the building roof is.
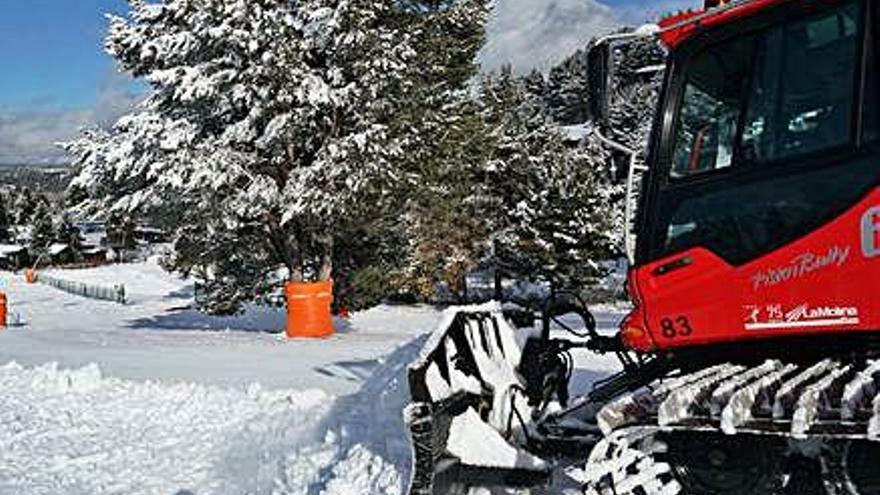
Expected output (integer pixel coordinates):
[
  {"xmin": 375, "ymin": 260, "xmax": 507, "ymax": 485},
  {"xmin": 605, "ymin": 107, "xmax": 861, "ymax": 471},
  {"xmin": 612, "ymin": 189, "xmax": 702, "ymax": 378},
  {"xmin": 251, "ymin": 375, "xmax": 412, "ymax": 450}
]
[
  {"xmin": 560, "ymin": 123, "xmax": 591, "ymax": 143},
  {"xmin": 81, "ymin": 246, "xmax": 107, "ymax": 256},
  {"xmin": 48, "ymin": 243, "xmax": 71, "ymax": 256},
  {"xmin": 0, "ymin": 244, "xmax": 27, "ymax": 256}
]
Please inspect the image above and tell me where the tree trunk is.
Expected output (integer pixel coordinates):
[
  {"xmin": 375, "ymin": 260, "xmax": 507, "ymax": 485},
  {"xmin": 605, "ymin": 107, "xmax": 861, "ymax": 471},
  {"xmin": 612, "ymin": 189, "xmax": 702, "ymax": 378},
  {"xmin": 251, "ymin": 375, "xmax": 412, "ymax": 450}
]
[
  {"xmin": 266, "ymin": 216, "xmax": 303, "ymax": 282},
  {"xmin": 493, "ymin": 239, "xmax": 503, "ymax": 302},
  {"xmin": 318, "ymin": 237, "xmax": 333, "ymax": 282},
  {"xmin": 460, "ymin": 272, "xmax": 469, "ymax": 303},
  {"xmin": 494, "ymin": 264, "xmax": 503, "ymax": 302}
]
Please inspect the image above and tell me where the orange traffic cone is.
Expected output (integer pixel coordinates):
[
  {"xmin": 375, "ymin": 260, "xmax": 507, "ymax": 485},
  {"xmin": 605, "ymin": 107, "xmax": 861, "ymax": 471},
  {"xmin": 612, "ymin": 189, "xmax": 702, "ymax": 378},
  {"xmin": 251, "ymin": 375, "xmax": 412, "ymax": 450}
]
[{"xmin": 0, "ymin": 292, "xmax": 8, "ymax": 328}]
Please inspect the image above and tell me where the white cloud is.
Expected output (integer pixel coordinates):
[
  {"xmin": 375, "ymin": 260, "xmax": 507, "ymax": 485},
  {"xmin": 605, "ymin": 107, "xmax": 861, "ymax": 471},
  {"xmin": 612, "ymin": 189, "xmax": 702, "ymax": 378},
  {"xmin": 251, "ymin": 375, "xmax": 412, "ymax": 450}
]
[
  {"xmin": 480, "ymin": 0, "xmax": 619, "ymax": 74},
  {"xmin": 0, "ymin": 71, "xmax": 143, "ymax": 166},
  {"xmin": 479, "ymin": 0, "xmax": 699, "ymax": 75},
  {"xmin": 94, "ymin": 71, "xmax": 144, "ymax": 128},
  {"xmin": 0, "ymin": 109, "xmax": 95, "ymax": 165}
]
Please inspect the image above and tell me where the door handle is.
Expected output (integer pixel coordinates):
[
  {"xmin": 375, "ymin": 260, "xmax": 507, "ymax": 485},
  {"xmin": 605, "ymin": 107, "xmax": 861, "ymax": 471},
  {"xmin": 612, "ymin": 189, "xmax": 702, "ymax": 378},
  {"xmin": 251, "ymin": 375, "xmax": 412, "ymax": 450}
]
[{"xmin": 653, "ymin": 256, "xmax": 694, "ymax": 276}]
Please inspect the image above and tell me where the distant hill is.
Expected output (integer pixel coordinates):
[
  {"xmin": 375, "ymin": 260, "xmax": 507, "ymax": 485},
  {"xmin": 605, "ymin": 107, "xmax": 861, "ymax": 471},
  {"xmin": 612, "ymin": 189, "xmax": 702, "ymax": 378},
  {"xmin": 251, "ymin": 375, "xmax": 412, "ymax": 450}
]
[
  {"xmin": 0, "ymin": 163, "xmax": 70, "ymax": 169},
  {"xmin": 0, "ymin": 166, "xmax": 72, "ymax": 197}
]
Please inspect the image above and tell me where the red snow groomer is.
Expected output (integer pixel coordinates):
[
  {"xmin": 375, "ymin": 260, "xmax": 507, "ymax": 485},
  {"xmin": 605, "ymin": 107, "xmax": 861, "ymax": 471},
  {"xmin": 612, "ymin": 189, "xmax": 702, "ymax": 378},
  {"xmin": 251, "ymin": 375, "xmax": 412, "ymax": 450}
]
[{"xmin": 405, "ymin": 1, "xmax": 880, "ymax": 494}]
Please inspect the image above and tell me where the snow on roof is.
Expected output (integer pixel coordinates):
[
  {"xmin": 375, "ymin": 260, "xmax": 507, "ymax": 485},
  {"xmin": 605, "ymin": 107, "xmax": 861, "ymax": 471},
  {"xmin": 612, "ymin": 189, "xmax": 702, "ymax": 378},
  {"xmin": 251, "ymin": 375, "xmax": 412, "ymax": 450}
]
[
  {"xmin": 14, "ymin": 225, "xmax": 32, "ymax": 242},
  {"xmin": 49, "ymin": 243, "xmax": 71, "ymax": 256},
  {"xmin": 0, "ymin": 244, "xmax": 27, "ymax": 256},
  {"xmin": 84, "ymin": 232, "xmax": 105, "ymax": 246},
  {"xmin": 636, "ymin": 63, "xmax": 666, "ymax": 75},
  {"xmin": 560, "ymin": 123, "xmax": 592, "ymax": 142}
]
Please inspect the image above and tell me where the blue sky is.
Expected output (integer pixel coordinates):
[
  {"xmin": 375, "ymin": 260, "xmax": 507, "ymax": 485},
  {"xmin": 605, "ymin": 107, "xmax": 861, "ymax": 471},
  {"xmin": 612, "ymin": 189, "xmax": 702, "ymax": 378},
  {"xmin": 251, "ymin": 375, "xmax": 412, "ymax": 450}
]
[
  {"xmin": 0, "ymin": 0, "xmax": 694, "ymax": 164},
  {"xmin": 0, "ymin": 0, "xmax": 136, "ymax": 113}
]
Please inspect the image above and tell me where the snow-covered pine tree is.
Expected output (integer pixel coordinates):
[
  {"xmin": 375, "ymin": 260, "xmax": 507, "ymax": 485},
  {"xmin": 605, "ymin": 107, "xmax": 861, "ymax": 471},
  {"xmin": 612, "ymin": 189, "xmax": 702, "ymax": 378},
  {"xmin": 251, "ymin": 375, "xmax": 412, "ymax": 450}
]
[
  {"xmin": 13, "ymin": 187, "xmax": 37, "ymax": 226},
  {"xmin": 0, "ymin": 195, "xmax": 11, "ymax": 244},
  {"xmin": 478, "ymin": 68, "xmax": 615, "ymax": 291},
  {"xmin": 65, "ymin": 0, "xmax": 416, "ymax": 313},
  {"xmin": 522, "ymin": 69, "xmax": 548, "ymax": 108},
  {"xmin": 545, "ymin": 47, "xmax": 591, "ymax": 125},
  {"xmin": 400, "ymin": 98, "xmax": 495, "ymax": 301},
  {"xmin": 30, "ymin": 202, "xmax": 55, "ymax": 253},
  {"xmin": 55, "ymin": 213, "xmax": 84, "ymax": 253},
  {"xmin": 389, "ymin": 0, "xmax": 492, "ymax": 302}
]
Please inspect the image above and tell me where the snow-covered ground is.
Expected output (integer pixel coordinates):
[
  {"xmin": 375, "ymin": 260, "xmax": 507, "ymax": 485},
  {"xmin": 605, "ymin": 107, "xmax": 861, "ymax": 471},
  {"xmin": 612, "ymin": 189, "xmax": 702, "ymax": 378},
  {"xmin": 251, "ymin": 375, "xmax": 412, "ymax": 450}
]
[
  {"xmin": 0, "ymin": 259, "xmax": 626, "ymax": 494},
  {"xmin": 0, "ymin": 260, "xmax": 441, "ymax": 393}
]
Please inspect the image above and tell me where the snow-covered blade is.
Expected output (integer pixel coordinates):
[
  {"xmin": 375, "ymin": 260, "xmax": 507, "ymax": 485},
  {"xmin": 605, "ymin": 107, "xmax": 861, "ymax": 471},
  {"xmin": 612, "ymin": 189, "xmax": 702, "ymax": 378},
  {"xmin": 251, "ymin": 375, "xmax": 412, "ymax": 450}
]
[{"xmin": 405, "ymin": 304, "xmax": 551, "ymax": 495}]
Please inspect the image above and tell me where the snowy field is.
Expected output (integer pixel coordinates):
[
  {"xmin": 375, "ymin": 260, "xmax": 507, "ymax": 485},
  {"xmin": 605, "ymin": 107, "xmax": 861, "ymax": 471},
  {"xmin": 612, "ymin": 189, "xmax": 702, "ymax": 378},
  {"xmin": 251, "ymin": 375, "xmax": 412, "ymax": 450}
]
[
  {"xmin": 0, "ymin": 260, "xmax": 441, "ymax": 393},
  {"xmin": 0, "ymin": 259, "xmax": 625, "ymax": 494}
]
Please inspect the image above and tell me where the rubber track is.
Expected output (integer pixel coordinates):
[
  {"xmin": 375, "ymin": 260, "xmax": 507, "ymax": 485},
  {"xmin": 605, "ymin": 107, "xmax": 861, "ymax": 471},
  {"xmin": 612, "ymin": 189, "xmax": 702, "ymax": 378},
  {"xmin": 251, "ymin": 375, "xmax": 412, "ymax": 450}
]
[{"xmin": 584, "ymin": 359, "xmax": 880, "ymax": 494}]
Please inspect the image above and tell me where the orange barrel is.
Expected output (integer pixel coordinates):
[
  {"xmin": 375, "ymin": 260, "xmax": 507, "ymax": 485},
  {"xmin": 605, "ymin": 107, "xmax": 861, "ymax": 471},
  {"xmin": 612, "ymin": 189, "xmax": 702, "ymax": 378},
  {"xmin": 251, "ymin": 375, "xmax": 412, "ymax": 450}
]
[
  {"xmin": 285, "ymin": 279, "xmax": 334, "ymax": 338},
  {"xmin": 24, "ymin": 269, "xmax": 37, "ymax": 284},
  {"xmin": 0, "ymin": 292, "xmax": 7, "ymax": 328}
]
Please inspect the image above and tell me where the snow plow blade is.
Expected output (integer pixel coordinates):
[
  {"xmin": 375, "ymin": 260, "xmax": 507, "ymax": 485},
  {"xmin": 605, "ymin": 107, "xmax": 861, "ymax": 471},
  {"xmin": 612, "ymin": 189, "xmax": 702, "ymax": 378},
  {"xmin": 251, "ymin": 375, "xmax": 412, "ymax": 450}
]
[{"xmin": 405, "ymin": 303, "xmax": 552, "ymax": 495}]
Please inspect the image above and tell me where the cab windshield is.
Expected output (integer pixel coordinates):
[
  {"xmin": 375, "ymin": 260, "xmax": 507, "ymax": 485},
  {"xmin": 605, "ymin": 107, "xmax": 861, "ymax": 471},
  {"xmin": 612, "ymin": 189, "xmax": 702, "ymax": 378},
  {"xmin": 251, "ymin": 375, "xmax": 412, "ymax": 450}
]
[
  {"xmin": 671, "ymin": 1, "xmax": 860, "ymax": 178},
  {"xmin": 650, "ymin": 0, "xmax": 880, "ymax": 266}
]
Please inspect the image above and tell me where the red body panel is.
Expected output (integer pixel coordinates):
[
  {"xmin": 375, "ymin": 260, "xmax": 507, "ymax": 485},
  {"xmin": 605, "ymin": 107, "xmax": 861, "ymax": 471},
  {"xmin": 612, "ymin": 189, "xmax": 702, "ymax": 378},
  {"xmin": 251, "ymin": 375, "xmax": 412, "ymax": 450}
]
[
  {"xmin": 625, "ymin": 188, "xmax": 880, "ymax": 352},
  {"xmin": 658, "ymin": 0, "xmax": 836, "ymax": 48}
]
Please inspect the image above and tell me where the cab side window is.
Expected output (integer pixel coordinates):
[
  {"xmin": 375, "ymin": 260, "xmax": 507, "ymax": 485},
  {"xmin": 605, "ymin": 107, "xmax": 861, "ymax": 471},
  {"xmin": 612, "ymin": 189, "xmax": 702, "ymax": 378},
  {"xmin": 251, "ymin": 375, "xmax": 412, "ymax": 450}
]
[
  {"xmin": 741, "ymin": 3, "xmax": 859, "ymax": 162},
  {"xmin": 865, "ymin": 2, "xmax": 880, "ymax": 142}
]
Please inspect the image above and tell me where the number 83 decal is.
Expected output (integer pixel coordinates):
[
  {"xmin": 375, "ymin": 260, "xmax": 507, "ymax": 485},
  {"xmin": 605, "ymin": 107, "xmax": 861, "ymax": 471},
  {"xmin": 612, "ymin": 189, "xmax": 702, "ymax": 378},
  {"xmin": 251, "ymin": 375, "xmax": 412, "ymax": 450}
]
[{"xmin": 660, "ymin": 316, "xmax": 693, "ymax": 338}]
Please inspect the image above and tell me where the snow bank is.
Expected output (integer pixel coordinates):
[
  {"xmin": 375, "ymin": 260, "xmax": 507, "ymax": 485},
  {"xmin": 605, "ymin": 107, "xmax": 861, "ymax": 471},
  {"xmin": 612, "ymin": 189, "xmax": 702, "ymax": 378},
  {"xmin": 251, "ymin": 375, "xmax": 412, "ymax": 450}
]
[
  {"xmin": 277, "ymin": 334, "xmax": 428, "ymax": 494},
  {"xmin": 0, "ymin": 334, "xmax": 427, "ymax": 495},
  {"xmin": 0, "ymin": 361, "xmax": 331, "ymax": 495}
]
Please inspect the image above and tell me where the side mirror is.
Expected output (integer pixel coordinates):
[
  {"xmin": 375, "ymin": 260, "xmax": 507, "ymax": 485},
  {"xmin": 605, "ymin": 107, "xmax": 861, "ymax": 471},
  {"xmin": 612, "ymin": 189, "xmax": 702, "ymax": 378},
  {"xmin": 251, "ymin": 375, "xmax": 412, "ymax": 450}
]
[
  {"xmin": 587, "ymin": 25, "xmax": 660, "ymax": 129},
  {"xmin": 587, "ymin": 41, "xmax": 613, "ymax": 128}
]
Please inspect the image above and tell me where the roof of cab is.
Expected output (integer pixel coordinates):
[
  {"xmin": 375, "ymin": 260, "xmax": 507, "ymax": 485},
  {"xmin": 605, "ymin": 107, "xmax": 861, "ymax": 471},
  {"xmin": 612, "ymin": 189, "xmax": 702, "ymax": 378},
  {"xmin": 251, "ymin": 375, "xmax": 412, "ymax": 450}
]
[{"xmin": 658, "ymin": 0, "xmax": 791, "ymax": 48}]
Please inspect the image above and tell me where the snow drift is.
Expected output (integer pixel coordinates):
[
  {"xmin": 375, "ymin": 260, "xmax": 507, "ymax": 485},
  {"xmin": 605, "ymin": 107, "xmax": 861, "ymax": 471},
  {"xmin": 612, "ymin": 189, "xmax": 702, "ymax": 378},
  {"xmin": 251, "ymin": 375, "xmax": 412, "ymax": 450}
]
[{"xmin": 0, "ymin": 335, "xmax": 427, "ymax": 495}]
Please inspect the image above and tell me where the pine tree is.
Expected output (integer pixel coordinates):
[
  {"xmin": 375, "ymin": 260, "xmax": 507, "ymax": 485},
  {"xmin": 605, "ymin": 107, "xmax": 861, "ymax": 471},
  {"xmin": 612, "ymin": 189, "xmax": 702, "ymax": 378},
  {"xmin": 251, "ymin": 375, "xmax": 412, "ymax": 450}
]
[
  {"xmin": 106, "ymin": 212, "xmax": 136, "ymax": 251},
  {"xmin": 55, "ymin": 213, "xmax": 84, "ymax": 252},
  {"xmin": 13, "ymin": 187, "xmax": 36, "ymax": 226},
  {"xmin": 386, "ymin": 0, "xmax": 492, "ymax": 302},
  {"xmin": 478, "ymin": 68, "xmax": 615, "ymax": 290},
  {"xmin": 400, "ymin": 66, "xmax": 616, "ymax": 300},
  {"xmin": 64, "ymin": 0, "xmax": 419, "ymax": 313},
  {"xmin": 30, "ymin": 202, "xmax": 55, "ymax": 253},
  {"xmin": 401, "ymin": 97, "xmax": 496, "ymax": 301},
  {"xmin": 0, "ymin": 194, "xmax": 11, "ymax": 244},
  {"xmin": 545, "ymin": 48, "xmax": 592, "ymax": 125}
]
